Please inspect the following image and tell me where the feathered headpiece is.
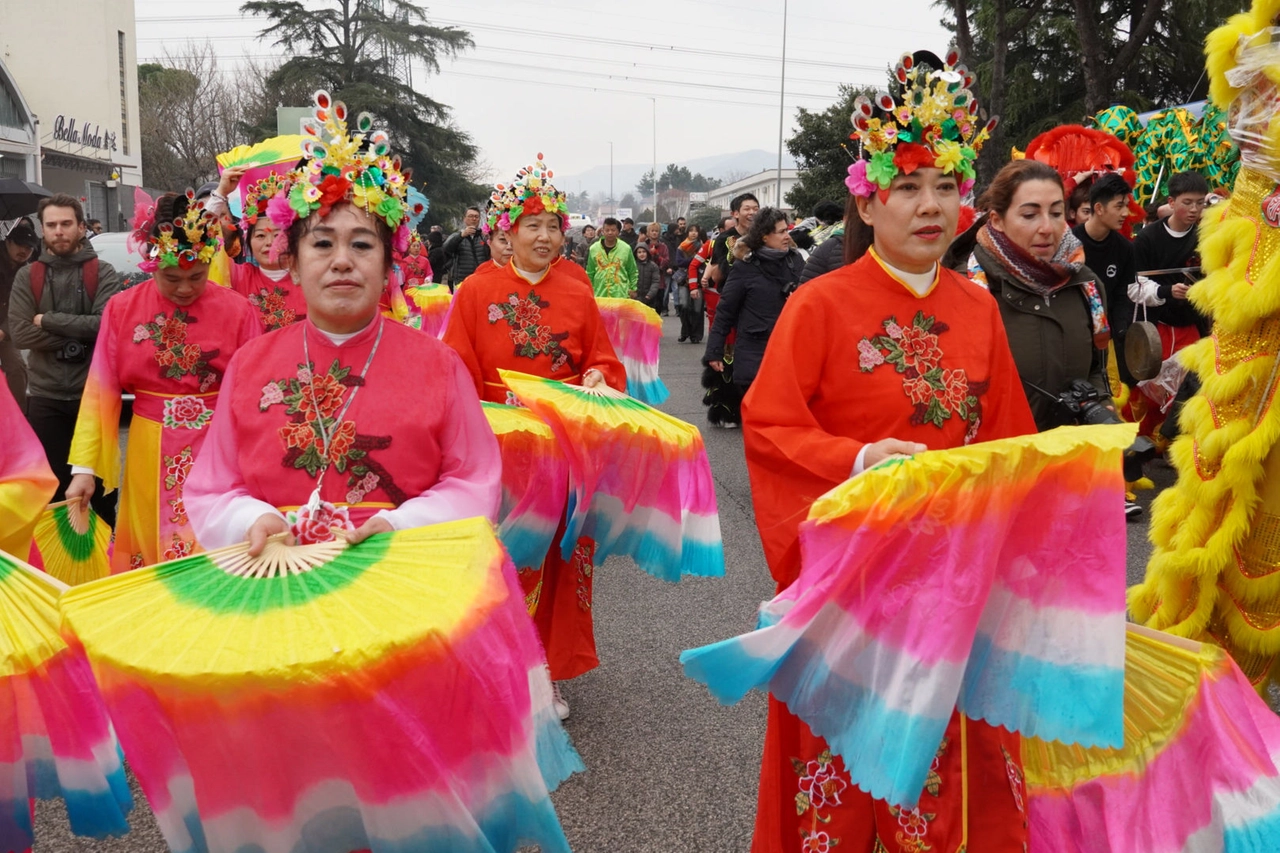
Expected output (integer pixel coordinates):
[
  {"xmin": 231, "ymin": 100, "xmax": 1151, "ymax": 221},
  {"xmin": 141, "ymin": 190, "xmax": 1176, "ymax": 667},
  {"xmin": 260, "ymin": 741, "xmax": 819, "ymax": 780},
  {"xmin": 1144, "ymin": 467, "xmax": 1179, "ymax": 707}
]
[
  {"xmin": 130, "ymin": 189, "xmax": 223, "ymax": 274},
  {"xmin": 846, "ymin": 49, "xmax": 996, "ymax": 198},
  {"xmin": 406, "ymin": 186, "xmax": 430, "ymax": 231},
  {"xmin": 265, "ymin": 90, "xmax": 411, "ymax": 253},
  {"xmin": 483, "ymin": 154, "xmax": 569, "ymax": 234}
]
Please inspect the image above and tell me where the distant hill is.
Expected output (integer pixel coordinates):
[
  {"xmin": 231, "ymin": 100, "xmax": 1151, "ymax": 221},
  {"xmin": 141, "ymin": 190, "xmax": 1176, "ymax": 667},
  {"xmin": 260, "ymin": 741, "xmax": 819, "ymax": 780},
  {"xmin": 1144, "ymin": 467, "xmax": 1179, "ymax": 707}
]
[{"xmin": 559, "ymin": 149, "xmax": 798, "ymax": 198}]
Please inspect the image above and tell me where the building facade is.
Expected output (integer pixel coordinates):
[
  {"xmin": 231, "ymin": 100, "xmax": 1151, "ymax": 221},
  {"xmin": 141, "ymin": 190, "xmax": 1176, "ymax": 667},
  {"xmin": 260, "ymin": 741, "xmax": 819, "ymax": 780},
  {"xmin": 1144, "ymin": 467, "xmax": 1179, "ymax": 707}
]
[
  {"xmin": 0, "ymin": 0, "xmax": 143, "ymax": 229},
  {"xmin": 704, "ymin": 168, "xmax": 800, "ymax": 216}
]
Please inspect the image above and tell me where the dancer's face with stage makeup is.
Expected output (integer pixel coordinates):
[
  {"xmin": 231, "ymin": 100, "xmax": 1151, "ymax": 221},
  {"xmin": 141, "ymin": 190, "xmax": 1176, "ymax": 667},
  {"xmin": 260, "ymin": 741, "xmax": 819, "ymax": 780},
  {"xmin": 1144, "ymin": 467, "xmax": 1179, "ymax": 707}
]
[{"xmin": 291, "ymin": 204, "xmax": 389, "ymax": 334}]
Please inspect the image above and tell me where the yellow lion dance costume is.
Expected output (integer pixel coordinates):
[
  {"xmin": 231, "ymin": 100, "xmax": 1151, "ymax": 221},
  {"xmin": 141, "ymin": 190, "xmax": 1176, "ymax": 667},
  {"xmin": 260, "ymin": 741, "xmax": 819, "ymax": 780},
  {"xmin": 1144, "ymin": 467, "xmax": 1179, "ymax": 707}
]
[{"xmin": 1129, "ymin": 2, "xmax": 1280, "ymax": 691}]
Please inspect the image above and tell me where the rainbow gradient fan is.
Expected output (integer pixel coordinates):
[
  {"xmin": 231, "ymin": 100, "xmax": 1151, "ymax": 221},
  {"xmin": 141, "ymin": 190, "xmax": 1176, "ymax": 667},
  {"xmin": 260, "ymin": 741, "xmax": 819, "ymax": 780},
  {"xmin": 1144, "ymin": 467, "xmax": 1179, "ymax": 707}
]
[
  {"xmin": 0, "ymin": 550, "xmax": 132, "ymax": 851},
  {"xmin": 595, "ymin": 297, "xmax": 669, "ymax": 405},
  {"xmin": 405, "ymin": 282, "xmax": 454, "ymax": 338},
  {"xmin": 681, "ymin": 425, "xmax": 1133, "ymax": 808},
  {"xmin": 31, "ymin": 501, "xmax": 111, "ymax": 587},
  {"xmin": 57, "ymin": 519, "xmax": 581, "ymax": 853},
  {"xmin": 1026, "ymin": 625, "xmax": 1280, "ymax": 852},
  {"xmin": 483, "ymin": 402, "xmax": 569, "ymax": 571},
  {"xmin": 498, "ymin": 369, "xmax": 723, "ymax": 583}
]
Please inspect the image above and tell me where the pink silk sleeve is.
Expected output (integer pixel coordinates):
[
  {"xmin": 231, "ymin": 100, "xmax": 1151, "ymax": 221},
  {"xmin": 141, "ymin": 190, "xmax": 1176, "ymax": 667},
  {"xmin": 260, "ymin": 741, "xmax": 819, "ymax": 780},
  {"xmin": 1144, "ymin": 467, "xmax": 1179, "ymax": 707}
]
[
  {"xmin": 184, "ymin": 356, "xmax": 285, "ymax": 549},
  {"xmin": 68, "ymin": 295, "xmax": 124, "ymax": 491},
  {"xmin": 375, "ymin": 349, "xmax": 502, "ymax": 530},
  {"xmin": 0, "ymin": 383, "xmax": 57, "ymax": 556}
]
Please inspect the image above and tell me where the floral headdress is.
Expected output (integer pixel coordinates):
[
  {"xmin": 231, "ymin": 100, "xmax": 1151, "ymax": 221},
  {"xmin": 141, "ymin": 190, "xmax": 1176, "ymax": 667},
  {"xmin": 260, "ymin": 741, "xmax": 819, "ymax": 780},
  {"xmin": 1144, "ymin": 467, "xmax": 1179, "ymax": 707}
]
[
  {"xmin": 846, "ymin": 49, "xmax": 997, "ymax": 199},
  {"xmin": 131, "ymin": 189, "xmax": 223, "ymax": 274},
  {"xmin": 243, "ymin": 172, "xmax": 291, "ymax": 225},
  {"xmin": 266, "ymin": 90, "xmax": 411, "ymax": 254},
  {"xmin": 483, "ymin": 154, "xmax": 569, "ymax": 234}
]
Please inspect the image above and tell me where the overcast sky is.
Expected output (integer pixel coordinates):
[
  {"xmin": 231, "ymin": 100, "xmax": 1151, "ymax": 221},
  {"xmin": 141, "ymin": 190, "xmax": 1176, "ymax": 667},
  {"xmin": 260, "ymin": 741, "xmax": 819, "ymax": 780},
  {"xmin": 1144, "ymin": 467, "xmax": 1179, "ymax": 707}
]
[{"xmin": 135, "ymin": 0, "xmax": 954, "ymax": 183}]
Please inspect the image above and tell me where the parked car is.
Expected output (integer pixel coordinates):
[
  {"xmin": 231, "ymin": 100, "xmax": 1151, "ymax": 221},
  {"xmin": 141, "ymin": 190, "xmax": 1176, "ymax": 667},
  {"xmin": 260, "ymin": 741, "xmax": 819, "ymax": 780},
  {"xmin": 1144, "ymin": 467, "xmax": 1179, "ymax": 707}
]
[{"xmin": 88, "ymin": 232, "xmax": 150, "ymax": 290}]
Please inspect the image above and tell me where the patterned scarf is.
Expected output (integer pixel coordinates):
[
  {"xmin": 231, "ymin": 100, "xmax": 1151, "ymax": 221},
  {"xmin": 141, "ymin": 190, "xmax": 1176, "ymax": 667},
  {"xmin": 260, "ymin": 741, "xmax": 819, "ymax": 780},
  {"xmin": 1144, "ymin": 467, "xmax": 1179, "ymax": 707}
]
[{"xmin": 976, "ymin": 223, "xmax": 1084, "ymax": 298}]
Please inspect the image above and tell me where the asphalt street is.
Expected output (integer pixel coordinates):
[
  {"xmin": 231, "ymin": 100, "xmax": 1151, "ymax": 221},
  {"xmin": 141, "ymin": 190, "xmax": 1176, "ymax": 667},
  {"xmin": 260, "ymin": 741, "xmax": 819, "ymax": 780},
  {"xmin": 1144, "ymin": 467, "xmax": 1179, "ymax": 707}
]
[{"xmin": 34, "ymin": 312, "xmax": 1169, "ymax": 852}]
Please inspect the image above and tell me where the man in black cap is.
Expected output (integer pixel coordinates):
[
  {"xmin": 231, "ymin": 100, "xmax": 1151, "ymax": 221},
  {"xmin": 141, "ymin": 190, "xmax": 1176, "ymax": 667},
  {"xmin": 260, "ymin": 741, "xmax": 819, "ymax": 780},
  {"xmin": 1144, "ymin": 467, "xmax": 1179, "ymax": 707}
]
[{"xmin": 0, "ymin": 221, "xmax": 39, "ymax": 404}]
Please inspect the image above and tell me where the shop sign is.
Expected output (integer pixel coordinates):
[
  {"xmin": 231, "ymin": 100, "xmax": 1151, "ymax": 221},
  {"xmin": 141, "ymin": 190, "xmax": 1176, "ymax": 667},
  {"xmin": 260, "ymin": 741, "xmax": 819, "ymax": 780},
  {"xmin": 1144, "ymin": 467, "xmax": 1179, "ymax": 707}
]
[{"xmin": 51, "ymin": 115, "xmax": 117, "ymax": 152}]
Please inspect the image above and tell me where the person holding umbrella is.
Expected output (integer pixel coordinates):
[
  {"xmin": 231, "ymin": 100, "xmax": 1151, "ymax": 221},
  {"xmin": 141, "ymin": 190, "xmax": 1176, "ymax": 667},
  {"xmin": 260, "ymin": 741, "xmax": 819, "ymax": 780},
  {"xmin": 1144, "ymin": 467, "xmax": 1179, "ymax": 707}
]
[{"xmin": 0, "ymin": 221, "xmax": 39, "ymax": 403}]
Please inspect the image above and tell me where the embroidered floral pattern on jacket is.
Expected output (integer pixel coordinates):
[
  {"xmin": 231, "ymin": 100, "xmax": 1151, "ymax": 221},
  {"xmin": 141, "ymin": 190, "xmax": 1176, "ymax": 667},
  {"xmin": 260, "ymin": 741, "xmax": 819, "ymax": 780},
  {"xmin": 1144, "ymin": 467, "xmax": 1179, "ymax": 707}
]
[
  {"xmin": 487, "ymin": 291, "xmax": 577, "ymax": 373},
  {"xmin": 162, "ymin": 395, "xmax": 213, "ymax": 430},
  {"xmin": 248, "ymin": 285, "xmax": 299, "ymax": 330},
  {"xmin": 793, "ymin": 748, "xmax": 847, "ymax": 853},
  {"xmin": 259, "ymin": 359, "xmax": 406, "ymax": 502},
  {"xmin": 858, "ymin": 310, "xmax": 988, "ymax": 436},
  {"xmin": 163, "ymin": 534, "xmax": 194, "ymax": 562},
  {"xmin": 133, "ymin": 310, "xmax": 221, "ymax": 390},
  {"xmin": 163, "ymin": 445, "xmax": 195, "ymax": 527}
]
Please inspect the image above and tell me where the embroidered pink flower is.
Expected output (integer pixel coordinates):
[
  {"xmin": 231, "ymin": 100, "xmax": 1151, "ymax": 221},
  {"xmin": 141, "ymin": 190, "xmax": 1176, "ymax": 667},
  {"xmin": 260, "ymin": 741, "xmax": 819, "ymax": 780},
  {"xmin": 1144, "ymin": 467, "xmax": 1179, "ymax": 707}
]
[
  {"xmin": 360, "ymin": 472, "xmax": 379, "ymax": 492},
  {"xmin": 296, "ymin": 365, "xmax": 313, "ymax": 384},
  {"xmin": 885, "ymin": 321, "xmax": 904, "ymax": 339},
  {"xmin": 287, "ymin": 500, "xmax": 354, "ymax": 545},
  {"xmin": 133, "ymin": 324, "xmax": 150, "ymax": 343},
  {"xmin": 504, "ymin": 391, "xmax": 525, "ymax": 407},
  {"xmin": 259, "ymin": 382, "xmax": 285, "ymax": 409},
  {"xmin": 858, "ymin": 338, "xmax": 885, "ymax": 371},
  {"xmin": 346, "ymin": 488, "xmax": 366, "ymax": 505},
  {"xmin": 487, "ymin": 304, "xmax": 504, "ymax": 323},
  {"xmin": 162, "ymin": 395, "xmax": 213, "ymax": 430}
]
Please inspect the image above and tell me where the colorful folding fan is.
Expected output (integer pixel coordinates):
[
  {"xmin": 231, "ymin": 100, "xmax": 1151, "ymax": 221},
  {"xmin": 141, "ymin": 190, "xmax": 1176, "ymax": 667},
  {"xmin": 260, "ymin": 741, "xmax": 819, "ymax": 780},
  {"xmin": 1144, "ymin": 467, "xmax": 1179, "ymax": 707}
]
[
  {"xmin": 0, "ymin": 385, "xmax": 56, "ymax": 559},
  {"xmin": 0, "ymin": 550, "xmax": 132, "ymax": 852},
  {"xmin": 595, "ymin": 297, "xmax": 670, "ymax": 405},
  {"xmin": 215, "ymin": 135, "xmax": 306, "ymax": 219},
  {"xmin": 483, "ymin": 402, "xmax": 569, "ymax": 571},
  {"xmin": 57, "ymin": 518, "xmax": 581, "ymax": 853},
  {"xmin": 405, "ymin": 282, "xmax": 454, "ymax": 338},
  {"xmin": 680, "ymin": 424, "xmax": 1134, "ymax": 808},
  {"xmin": 1026, "ymin": 624, "xmax": 1280, "ymax": 852},
  {"xmin": 31, "ymin": 501, "xmax": 111, "ymax": 587},
  {"xmin": 498, "ymin": 369, "xmax": 723, "ymax": 583}
]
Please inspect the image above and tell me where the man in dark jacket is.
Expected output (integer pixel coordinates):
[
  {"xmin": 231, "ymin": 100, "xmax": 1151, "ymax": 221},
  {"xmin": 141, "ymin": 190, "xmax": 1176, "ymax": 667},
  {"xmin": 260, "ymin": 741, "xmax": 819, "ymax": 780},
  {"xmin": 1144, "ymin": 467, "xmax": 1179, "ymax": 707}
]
[
  {"xmin": 0, "ymin": 221, "xmax": 39, "ymax": 404},
  {"xmin": 1073, "ymin": 173, "xmax": 1137, "ymax": 384},
  {"xmin": 9, "ymin": 195, "xmax": 121, "ymax": 522},
  {"xmin": 443, "ymin": 206, "xmax": 490, "ymax": 286}
]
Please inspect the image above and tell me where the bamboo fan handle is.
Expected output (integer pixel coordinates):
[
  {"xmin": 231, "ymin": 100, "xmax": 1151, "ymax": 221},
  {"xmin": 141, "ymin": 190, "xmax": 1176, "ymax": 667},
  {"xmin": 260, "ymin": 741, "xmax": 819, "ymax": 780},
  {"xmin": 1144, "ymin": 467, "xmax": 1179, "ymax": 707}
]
[
  {"xmin": 578, "ymin": 382, "xmax": 629, "ymax": 399},
  {"xmin": 207, "ymin": 531, "xmax": 348, "ymax": 579},
  {"xmin": 47, "ymin": 498, "xmax": 91, "ymax": 535}
]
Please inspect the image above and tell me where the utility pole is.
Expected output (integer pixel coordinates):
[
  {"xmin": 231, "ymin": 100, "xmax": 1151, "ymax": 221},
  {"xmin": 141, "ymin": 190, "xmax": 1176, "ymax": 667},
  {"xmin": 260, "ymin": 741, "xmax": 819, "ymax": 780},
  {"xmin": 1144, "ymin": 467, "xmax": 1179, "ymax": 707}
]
[
  {"xmin": 609, "ymin": 141, "xmax": 614, "ymax": 215},
  {"xmin": 650, "ymin": 97, "xmax": 658, "ymax": 224},
  {"xmin": 776, "ymin": 0, "xmax": 788, "ymax": 209}
]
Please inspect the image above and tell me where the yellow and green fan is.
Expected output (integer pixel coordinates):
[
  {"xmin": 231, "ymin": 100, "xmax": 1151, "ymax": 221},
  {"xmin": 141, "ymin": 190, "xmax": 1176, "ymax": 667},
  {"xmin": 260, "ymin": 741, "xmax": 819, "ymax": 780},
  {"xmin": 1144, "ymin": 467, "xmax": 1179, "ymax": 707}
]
[{"xmin": 32, "ymin": 499, "xmax": 111, "ymax": 586}]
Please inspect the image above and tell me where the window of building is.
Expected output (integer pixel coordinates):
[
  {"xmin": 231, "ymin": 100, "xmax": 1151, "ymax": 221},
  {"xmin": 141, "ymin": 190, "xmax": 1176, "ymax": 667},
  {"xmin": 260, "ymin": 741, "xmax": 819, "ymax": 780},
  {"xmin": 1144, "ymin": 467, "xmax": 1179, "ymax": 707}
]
[
  {"xmin": 118, "ymin": 31, "xmax": 130, "ymax": 156},
  {"xmin": 0, "ymin": 76, "xmax": 25, "ymax": 131}
]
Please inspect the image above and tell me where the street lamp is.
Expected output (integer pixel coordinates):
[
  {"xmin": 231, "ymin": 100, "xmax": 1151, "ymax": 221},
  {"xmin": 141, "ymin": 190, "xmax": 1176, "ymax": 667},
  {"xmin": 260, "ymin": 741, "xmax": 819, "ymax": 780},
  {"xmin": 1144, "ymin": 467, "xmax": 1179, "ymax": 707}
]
[
  {"xmin": 609, "ymin": 140, "xmax": 614, "ymax": 215},
  {"xmin": 650, "ymin": 97, "xmax": 657, "ymax": 224}
]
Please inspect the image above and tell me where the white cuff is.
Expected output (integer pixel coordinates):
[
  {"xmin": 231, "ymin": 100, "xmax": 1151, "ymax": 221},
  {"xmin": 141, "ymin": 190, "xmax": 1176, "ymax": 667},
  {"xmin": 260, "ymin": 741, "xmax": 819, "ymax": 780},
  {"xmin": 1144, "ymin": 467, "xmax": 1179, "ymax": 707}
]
[
  {"xmin": 71, "ymin": 465, "xmax": 96, "ymax": 477},
  {"xmin": 851, "ymin": 445, "xmax": 870, "ymax": 478}
]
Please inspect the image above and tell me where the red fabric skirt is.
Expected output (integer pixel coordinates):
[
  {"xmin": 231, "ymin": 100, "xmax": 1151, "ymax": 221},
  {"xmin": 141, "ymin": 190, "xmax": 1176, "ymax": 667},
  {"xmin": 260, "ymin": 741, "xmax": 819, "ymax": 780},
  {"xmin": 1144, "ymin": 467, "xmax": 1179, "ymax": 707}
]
[
  {"xmin": 530, "ymin": 516, "xmax": 598, "ymax": 681},
  {"xmin": 752, "ymin": 697, "xmax": 1029, "ymax": 853}
]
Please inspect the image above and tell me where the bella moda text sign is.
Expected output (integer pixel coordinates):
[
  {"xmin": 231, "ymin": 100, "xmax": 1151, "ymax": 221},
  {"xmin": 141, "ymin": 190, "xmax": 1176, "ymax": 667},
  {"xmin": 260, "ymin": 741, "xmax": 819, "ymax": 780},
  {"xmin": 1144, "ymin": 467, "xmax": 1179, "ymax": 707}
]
[{"xmin": 51, "ymin": 115, "xmax": 118, "ymax": 152}]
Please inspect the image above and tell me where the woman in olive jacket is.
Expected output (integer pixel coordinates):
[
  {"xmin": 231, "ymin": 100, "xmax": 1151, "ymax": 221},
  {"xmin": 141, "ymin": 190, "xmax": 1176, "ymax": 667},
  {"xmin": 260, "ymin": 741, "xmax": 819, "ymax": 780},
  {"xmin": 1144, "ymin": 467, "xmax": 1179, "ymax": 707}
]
[
  {"xmin": 702, "ymin": 208, "xmax": 805, "ymax": 394},
  {"xmin": 962, "ymin": 160, "xmax": 1110, "ymax": 431}
]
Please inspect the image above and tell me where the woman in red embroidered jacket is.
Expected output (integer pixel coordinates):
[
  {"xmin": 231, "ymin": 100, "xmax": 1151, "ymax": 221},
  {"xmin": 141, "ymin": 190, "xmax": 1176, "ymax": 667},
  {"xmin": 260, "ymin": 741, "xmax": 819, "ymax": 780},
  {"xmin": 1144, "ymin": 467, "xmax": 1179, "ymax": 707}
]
[
  {"xmin": 184, "ymin": 94, "xmax": 500, "ymax": 561},
  {"xmin": 742, "ymin": 50, "xmax": 1038, "ymax": 853},
  {"xmin": 65, "ymin": 192, "xmax": 260, "ymax": 571},
  {"xmin": 443, "ymin": 157, "xmax": 624, "ymax": 721}
]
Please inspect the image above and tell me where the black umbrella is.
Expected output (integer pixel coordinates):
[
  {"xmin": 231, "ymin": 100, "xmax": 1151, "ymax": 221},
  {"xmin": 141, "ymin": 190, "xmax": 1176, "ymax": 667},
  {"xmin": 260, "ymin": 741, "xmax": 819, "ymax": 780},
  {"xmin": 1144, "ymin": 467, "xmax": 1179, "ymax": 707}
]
[{"xmin": 0, "ymin": 178, "xmax": 53, "ymax": 220}]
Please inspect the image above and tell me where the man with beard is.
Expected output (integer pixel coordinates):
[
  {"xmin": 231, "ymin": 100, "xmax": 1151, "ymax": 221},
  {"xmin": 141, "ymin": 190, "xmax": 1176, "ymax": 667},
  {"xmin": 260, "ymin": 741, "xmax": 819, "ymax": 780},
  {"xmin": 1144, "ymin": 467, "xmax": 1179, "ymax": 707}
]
[{"xmin": 9, "ymin": 194, "xmax": 121, "ymax": 523}]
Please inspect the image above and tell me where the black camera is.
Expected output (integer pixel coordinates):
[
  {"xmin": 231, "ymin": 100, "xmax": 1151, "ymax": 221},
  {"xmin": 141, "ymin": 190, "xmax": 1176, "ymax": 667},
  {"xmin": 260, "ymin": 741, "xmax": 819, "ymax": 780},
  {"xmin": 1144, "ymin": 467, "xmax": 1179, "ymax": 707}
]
[
  {"xmin": 1056, "ymin": 379, "xmax": 1156, "ymax": 481},
  {"xmin": 56, "ymin": 339, "xmax": 87, "ymax": 363}
]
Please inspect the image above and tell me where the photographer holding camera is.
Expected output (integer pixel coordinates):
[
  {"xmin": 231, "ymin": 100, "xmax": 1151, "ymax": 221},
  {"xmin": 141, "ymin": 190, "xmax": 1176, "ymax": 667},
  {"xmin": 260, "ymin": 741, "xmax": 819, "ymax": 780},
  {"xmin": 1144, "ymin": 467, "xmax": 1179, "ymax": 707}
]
[{"xmin": 10, "ymin": 194, "xmax": 121, "ymax": 523}]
